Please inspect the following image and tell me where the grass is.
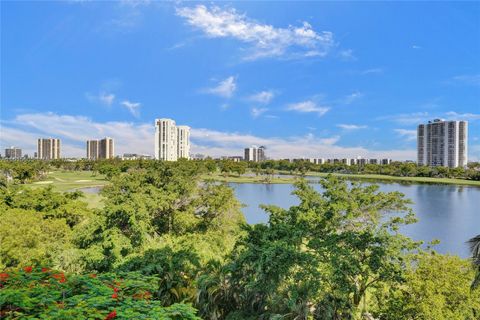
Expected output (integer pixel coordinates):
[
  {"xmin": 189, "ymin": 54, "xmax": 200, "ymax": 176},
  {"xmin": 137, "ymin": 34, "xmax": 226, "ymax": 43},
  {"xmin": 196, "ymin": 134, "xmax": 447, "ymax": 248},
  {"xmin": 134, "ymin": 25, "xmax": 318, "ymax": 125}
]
[
  {"xmin": 24, "ymin": 170, "xmax": 109, "ymax": 209},
  {"xmin": 28, "ymin": 170, "xmax": 109, "ymax": 192},
  {"xmin": 202, "ymin": 171, "xmax": 480, "ymax": 187}
]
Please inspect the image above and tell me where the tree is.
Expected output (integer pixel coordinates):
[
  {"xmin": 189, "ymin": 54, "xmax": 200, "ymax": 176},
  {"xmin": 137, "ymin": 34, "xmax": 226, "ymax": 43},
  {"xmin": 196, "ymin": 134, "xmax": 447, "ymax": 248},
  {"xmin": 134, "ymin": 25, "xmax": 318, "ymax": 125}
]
[
  {"xmin": 372, "ymin": 252, "xmax": 480, "ymax": 319},
  {"xmin": 198, "ymin": 176, "xmax": 419, "ymax": 319},
  {"xmin": 0, "ymin": 209, "xmax": 71, "ymax": 269},
  {"xmin": 468, "ymin": 234, "xmax": 480, "ymax": 290},
  {"xmin": 0, "ymin": 267, "xmax": 201, "ymax": 319}
]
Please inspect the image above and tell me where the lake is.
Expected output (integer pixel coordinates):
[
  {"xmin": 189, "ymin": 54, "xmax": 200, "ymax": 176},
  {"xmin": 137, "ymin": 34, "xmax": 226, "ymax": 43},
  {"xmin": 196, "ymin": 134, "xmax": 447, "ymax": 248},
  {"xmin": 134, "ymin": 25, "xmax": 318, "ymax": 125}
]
[{"xmin": 230, "ymin": 181, "xmax": 480, "ymax": 258}]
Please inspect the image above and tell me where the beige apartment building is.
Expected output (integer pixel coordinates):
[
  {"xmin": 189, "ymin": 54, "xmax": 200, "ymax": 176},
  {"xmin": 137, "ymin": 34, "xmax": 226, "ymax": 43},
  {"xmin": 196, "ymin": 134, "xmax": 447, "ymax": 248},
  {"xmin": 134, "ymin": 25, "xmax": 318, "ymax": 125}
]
[
  {"xmin": 37, "ymin": 138, "xmax": 61, "ymax": 160},
  {"xmin": 86, "ymin": 137, "xmax": 114, "ymax": 159}
]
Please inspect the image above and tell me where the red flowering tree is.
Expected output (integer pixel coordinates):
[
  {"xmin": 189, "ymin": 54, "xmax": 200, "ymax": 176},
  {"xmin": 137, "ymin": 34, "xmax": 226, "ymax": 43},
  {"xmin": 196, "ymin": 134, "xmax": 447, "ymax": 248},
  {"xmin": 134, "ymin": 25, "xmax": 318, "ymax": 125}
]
[{"xmin": 0, "ymin": 267, "xmax": 200, "ymax": 319}]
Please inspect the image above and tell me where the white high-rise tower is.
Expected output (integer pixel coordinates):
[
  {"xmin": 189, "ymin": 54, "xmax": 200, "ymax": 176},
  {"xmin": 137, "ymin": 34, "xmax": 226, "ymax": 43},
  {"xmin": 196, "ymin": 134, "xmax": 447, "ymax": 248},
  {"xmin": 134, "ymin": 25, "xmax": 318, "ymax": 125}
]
[
  {"xmin": 177, "ymin": 125, "xmax": 191, "ymax": 160},
  {"xmin": 417, "ymin": 119, "xmax": 468, "ymax": 168},
  {"xmin": 155, "ymin": 118, "xmax": 190, "ymax": 161}
]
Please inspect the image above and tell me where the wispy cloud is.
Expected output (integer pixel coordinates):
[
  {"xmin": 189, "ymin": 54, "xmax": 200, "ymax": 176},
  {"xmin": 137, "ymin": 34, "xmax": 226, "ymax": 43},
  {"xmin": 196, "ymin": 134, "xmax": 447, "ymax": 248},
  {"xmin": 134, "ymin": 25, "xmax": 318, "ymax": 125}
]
[
  {"xmin": 119, "ymin": 0, "xmax": 151, "ymax": 8},
  {"xmin": 394, "ymin": 129, "xmax": 417, "ymax": 141},
  {"xmin": 0, "ymin": 113, "xmax": 152, "ymax": 157},
  {"xmin": 361, "ymin": 68, "xmax": 383, "ymax": 75},
  {"xmin": 1, "ymin": 112, "xmax": 417, "ymax": 160},
  {"xmin": 337, "ymin": 124, "xmax": 367, "ymax": 130},
  {"xmin": 445, "ymin": 111, "xmax": 480, "ymax": 121},
  {"xmin": 450, "ymin": 74, "xmax": 480, "ymax": 87},
  {"xmin": 251, "ymin": 107, "xmax": 268, "ymax": 118},
  {"xmin": 339, "ymin": 49, "xmax": 356, "ymax": 61},
  {"xmin": 86, "ymin": 92, "xmax": 116, "ymax": 106},
  {"xmin": 248, "ymin": 90, "xmax": 275, "ymax": 104},
  {"xmin": 121, "ymin": 100, "xmax": 141, "ymax": 117},
  {"xmin": 286, "ymin": 100, "xmax": 330, "ymax": 117},
  {"xmin": 378, "ymin": 112, "xmax": 431, "ymax": 125},
  {"xmin": 203, "ymin": 76, "xmax": 237, "ymax": 98},
  {"xmin": 412, "ymin": 45, "xmax": 421, "ymax": 49},
  {"xmin": 381, "ymin": 111, "xmax": 480, "ymax": 125},
  {"xmin": 176, "ymin": 5, "xmax": 334, "ymax": 60},
  {"xmin": 343, "ymin": 91, "xmax": 363, "ymax": 104}
]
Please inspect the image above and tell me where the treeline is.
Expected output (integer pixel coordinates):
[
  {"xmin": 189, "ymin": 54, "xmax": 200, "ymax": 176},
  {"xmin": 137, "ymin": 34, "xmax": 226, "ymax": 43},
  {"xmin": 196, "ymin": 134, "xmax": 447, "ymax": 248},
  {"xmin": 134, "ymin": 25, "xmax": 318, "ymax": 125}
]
[
  {"xmin": 2, "ymin": 158, "xmax": 479, "ymax": 186},
  {"xmin": 1, "ymin": 161, "xmax": 479, "ymax": 319},
  {"xmin": 249, "ymin": 159, "xmax": 480, "ymax": 180}
]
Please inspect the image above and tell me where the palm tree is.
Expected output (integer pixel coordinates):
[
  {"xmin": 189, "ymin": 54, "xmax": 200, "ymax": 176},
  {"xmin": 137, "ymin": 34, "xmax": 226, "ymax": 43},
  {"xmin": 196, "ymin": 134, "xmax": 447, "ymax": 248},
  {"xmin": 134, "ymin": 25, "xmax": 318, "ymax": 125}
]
[{"xmin": 468, "ymin": 234, "xmax": 480, "ymax": 290}]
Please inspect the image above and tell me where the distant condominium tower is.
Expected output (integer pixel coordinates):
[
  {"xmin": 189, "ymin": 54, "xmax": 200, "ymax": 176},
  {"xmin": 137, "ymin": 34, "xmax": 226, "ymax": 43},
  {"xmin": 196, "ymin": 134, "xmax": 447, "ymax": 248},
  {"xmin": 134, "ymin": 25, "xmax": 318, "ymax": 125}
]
[
  {"xmin": 37, "ymin": 138, "xmax": 61, "ymax": 160},
  {"xmin": 177, "ymin": 125, "xmax": 191, "ymax": 159},
  {"xmin": 417, "ymin": 119, "xmax": 468, "ymax": 168},
  {"xmin": 244, "ymin": 146, "xmax": 266, "ymax": 162},
  {"xmin": 154, "ymin": 118, "xmax": 190, "ymax": 161},
  {"xmin": 86, "ymin": 137, "xmax": 114, "ymax": 159},
  {"xmin": 4, "ymin": 146, "xmax": 22, "ymax": 159}
]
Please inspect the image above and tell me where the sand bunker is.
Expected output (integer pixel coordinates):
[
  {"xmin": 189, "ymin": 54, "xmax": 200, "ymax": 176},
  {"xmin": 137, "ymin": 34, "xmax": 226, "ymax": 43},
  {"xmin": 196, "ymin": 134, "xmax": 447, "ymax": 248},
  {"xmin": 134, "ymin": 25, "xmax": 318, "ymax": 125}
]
[
  {"xmin": 34, "ymin": 181, "xmax": 53, "ymax": 184},
  {"xmin": 75, "ymin": 180, "xmax": 92, "ymax": 182}
]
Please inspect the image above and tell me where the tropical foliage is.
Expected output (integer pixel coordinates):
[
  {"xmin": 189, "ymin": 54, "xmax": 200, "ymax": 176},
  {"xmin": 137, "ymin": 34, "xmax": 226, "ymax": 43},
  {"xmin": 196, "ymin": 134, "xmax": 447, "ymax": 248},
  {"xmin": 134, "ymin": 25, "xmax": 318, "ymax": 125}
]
[{"xmin": 0, "ymin": 159, "xmax": 478, "ymax": 319}]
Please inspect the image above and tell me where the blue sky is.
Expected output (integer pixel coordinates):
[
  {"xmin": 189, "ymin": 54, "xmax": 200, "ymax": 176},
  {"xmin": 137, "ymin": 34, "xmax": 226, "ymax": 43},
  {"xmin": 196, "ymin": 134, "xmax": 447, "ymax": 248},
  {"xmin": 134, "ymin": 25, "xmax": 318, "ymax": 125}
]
[{"xmin": 1, "ymin": 1, "xmax": 479, "ymax": 160}]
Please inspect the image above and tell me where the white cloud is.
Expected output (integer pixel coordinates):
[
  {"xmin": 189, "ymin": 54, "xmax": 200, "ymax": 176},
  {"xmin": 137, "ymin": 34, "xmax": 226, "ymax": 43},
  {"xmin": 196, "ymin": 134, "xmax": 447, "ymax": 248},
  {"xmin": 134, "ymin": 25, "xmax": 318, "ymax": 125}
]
[
  {"xmin": 339, "ymin": 49, "xmax": 356, "ymax": 61},
  {"xmin": 451, "ymin": 74, "xmax": 480, "ymax": 87},
  {"xmin": 0, "ymin": 113, "xmax": 153, "ymax": 157},
  {"xmin": 119, "ymin": 0, "xmax": 151, "ymax": 8},
  {"xmin": 121, "ymin": 100, "xmax": 141, "ymax": 117},
  {"xmin": 86, "ymin": 92, "xmax": 116, "ymax": 106},
  {"xmin": 248, "ymin": 90, "xmax": 275, "ymax": 104},
  {"xmin": 444, "ymin": 111, "xmax": 480, "ymax": 121},
  {"xmin": 381, "ymin": 111, "xmax": 480, "ymax": 125},
  {"xmin": 412, "ymin": 45, "xmax": 421, "ymax": 49},
  {"xmin": 361, "ymin": 68, "xmax": 383, "ymax": 75},
  {"xmin": 191, "ymin": 128, "xmax": 414, "ymax": 160},
  {"xmin": 337, "ymin": 124, "xmax": 367, "ymax": 130},
  {"xmin": 176, "ymin": 5, "xmax": 334, "ymax": 60},
  {"xmin": 394, "ymin": 129, "xmax": 417, "ymax": 141},
  {"xmin": 251, "ymin": 107, "xmax": 268, "ymax": 118},
  {"xmin": 286, "ymin": 100, "xmax": 330, "ymax": 117},
  {"xmin": 100, "ymin": 93, "xmax": 115, "ymax": 106},
  {"xmin": 1, "ymin": 112, "xmax": 417, "ymax": 160},
  {"xmin": 378, "ymin": 112, "xmax": 431, "ymax": 125},
  {"xmin": 343, "ymin": 91, "xmax": 363, "ymax": 104},
  {"xmin": 204, "ymin": 76, "xmax": 237, "ymax": 98}
]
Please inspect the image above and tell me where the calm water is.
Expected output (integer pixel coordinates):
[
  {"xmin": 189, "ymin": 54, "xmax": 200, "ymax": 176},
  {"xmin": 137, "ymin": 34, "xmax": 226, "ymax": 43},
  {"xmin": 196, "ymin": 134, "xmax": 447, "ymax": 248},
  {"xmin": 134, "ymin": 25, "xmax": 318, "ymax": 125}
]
[{"xmin": 230, "ymin": 182, "xmax": 480, "ymax": 258}]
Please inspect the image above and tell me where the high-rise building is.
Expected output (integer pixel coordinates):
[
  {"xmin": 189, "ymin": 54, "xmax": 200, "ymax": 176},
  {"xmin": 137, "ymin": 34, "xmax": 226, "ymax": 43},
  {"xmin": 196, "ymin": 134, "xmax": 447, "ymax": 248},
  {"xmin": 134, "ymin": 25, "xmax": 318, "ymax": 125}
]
[
  {"xmin": 154, "ymin": 118, "xmax": 190, "ymax": 161},
  {"xmin": 86, "ymin": 137, "xmax": 114, "ymax": 159},
  {"xmin": 417, "ymin": 119, "xmax": 468, "ymax": 168},
  {"xmin": 86, "ymin": 140, "xmax": 99, "ymax": 160},
  {"xmin": 177, "ymin": 125, "xmax": 191, "ymax": 159},
  {"xmin": 244, "ymin": 146, "xmax": 267, "ymax": 162},
  {"xmin": 37, "ymin": 138, "xmax": 61, "ymax": 160},
  {"xmin": 4, "ymin": 146, "xmax": 22, "ymax": 160}
]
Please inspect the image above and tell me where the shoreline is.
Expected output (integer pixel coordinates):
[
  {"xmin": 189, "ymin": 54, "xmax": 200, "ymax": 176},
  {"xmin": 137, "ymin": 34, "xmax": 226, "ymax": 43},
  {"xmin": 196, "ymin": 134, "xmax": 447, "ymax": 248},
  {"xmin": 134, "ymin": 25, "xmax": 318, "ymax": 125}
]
[{"xmin": 202, "ymin": 172, "xmax": 480, "ymax": 187}]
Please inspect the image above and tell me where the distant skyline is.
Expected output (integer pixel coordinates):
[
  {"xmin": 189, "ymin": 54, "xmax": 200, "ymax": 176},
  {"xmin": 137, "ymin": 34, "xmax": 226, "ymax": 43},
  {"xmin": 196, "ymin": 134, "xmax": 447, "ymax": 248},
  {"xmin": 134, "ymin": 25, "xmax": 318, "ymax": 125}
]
[{"xmin": 1, "ymin": 1, "xmax": 479, "ymax": 160}]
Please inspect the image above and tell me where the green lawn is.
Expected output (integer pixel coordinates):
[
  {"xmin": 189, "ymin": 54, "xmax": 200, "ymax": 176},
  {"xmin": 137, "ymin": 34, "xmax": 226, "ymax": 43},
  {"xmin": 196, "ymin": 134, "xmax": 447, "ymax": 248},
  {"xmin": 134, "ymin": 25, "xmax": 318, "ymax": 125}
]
[
  {"xmin": 27, "ymin": 170, "xmax": 109, "ymax": 192},
  {"xmin": 25, "ymin": 171, "xmax": 108, "ymax": 209}
]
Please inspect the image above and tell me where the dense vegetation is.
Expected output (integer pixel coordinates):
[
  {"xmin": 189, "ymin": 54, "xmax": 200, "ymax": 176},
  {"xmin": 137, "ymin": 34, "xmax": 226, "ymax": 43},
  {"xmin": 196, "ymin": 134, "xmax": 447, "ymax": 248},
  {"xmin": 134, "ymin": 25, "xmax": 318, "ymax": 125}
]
[
  {"xmin": 1, "ymin": 158, "xmax": 479, "ymax": 186},
  {"xmin": 249, "ymin": 159, "xmax": 480, "ymax": 181},
  {"xmin": 0, "ymin": 159, "xmax": 479, "ymax": 319}
]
